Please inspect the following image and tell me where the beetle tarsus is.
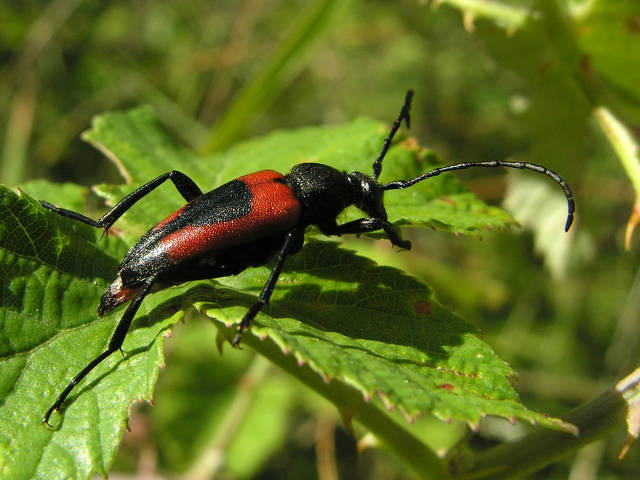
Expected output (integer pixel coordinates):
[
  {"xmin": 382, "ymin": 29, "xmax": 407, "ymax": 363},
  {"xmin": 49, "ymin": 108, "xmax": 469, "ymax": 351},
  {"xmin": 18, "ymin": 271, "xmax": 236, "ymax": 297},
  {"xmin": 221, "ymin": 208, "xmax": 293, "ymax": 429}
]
[
  {"xmin": 42, "ymin": 408, "xmax": 58, "ymax": 428},
  {"xmin": 231, "ymin": 329, "xmax": 245, "ymax": 348}
]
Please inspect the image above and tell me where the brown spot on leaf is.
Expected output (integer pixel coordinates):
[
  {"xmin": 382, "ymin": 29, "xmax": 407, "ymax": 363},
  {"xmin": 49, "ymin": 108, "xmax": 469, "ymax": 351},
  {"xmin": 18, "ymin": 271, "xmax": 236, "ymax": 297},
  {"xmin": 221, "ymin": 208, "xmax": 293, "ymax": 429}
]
[
  {"xmin": 413, "ymin": 300, "xmax": 432, "ymax": 315},
  {"xmin": 439, "ymin": 383, "xmax": 455, "ymax": 391}
]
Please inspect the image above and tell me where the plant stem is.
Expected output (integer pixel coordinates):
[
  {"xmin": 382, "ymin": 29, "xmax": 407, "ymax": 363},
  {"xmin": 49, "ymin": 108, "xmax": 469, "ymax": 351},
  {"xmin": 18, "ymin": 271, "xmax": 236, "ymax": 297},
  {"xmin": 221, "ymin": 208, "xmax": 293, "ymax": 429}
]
[{"xmin": 449, "ymin": 367, "xmax": 640, "ymax": 479}]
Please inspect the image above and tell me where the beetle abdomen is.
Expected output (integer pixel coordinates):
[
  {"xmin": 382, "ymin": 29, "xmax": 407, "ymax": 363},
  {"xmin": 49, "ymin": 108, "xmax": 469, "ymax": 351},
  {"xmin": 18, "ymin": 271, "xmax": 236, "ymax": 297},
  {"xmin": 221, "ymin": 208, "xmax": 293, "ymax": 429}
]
[{"xmin": 98, "ymin": 275, "xmax": 138, "ymax": 316}]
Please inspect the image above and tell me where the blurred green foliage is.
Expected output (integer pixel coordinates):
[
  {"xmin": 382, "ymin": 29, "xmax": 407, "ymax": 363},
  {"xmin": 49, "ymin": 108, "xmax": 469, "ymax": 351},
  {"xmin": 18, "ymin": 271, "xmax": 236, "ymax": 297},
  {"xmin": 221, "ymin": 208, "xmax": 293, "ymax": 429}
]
[{"xmin": 1, "ymin": 0, "xmax": 640, "ymax": 478}]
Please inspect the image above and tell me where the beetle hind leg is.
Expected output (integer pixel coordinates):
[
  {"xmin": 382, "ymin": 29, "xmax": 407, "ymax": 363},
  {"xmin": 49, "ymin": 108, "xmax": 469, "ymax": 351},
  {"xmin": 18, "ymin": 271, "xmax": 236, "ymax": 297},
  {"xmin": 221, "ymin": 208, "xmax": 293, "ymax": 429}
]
[{"xmin": 40, "ymin": 170, "xmax": 204, "ymax": 234}]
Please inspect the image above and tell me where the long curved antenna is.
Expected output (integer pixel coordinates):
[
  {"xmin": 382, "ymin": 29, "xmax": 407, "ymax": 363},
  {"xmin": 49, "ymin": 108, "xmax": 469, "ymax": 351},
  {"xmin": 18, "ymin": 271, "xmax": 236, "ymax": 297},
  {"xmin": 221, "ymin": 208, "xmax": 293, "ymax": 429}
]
[
  {"xmin": 383, "ymin": 160, "xmax": 575, "ymax": 232},
  {"xmin": 372, "ymin": 90, "xmax": 414, "ymax": 182}
]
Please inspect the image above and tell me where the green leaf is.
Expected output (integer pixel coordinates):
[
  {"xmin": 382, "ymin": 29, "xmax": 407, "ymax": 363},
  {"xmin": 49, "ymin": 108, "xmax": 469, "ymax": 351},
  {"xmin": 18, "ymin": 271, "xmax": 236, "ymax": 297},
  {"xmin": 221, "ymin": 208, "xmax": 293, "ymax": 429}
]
[
  {"xmin": 435, "ymin": 0, "xmax": 533, "ymax": 32},
  {"xmin": 201, "ymin": 239, "xmax": 576, "ymax": 430},
  {"xmin": 0, "ymin": 107, "xmax": 573, "ymax": 479}
]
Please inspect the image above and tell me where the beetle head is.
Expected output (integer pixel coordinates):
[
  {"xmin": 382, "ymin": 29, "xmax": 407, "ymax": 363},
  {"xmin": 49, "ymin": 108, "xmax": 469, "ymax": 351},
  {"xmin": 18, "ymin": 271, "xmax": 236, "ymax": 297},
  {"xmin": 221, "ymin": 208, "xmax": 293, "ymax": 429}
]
[{"xmin": 346, "ymin": 171, "xmax": 387, "ymax": 220}]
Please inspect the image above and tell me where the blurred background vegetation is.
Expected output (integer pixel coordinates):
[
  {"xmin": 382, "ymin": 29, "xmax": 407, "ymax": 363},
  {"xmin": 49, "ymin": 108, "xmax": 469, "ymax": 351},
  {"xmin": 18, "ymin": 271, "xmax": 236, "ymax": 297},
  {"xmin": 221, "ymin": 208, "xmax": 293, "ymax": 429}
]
[{"xmin": 2, "ymin": 0, "xmax": 640, "ymax": 478}]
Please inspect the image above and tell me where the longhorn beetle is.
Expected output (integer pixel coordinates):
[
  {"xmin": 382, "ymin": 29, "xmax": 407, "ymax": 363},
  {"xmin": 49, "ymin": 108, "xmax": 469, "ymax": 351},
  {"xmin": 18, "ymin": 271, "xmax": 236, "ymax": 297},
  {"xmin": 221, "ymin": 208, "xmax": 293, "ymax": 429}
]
[{"xmin": 40, "ymin": 90, "xmax": 575, "ymax": 426}]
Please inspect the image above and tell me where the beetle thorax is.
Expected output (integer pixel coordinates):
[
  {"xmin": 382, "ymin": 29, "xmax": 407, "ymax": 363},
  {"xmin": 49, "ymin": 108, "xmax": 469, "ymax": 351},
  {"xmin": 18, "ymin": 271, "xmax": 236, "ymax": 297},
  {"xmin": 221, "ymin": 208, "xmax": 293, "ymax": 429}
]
[
  {"xmin": 285, "ymin": 163, "xmax": 352, "ymax": 223},
  {"xmin": 284, "ymin": 163, "xmax": 388, "ymax": 228}
]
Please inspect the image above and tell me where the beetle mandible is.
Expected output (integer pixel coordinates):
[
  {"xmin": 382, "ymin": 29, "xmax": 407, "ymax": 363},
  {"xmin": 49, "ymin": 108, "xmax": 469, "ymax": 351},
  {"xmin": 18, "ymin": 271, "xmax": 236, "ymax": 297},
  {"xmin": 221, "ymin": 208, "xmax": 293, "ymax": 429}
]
[{"xmin": 40, "ymin": 90, "xmax": 575, "ymax": 426}]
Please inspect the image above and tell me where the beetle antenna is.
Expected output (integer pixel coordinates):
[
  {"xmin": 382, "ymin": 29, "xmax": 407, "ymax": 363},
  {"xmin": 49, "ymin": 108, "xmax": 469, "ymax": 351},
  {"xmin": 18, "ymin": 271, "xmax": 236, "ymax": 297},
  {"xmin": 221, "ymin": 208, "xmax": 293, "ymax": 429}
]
[
  {"xmin": 372, "ymin": 90, "xmax": 414, "ymax": 182},
  {"xmin": 383, "ymin": 160, "xmax": 575, "ymax": 232}
]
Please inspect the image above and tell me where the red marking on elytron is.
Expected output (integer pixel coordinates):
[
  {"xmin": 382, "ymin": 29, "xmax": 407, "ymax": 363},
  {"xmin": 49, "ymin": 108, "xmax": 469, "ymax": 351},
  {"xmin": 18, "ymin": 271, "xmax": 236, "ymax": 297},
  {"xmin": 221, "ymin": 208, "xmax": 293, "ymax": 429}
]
[
  {"xmin": 160, "ymin": 171, "xmax": 302, "ymax": 262},
  {"xmin": 116, "ymin": 288, "xmax": 136, "ymax": 303},
  {"xmin": 238, "ymin": 170, "xmax": 284, "ymax": 184},
  {"xmin": 154, "ymin": 204, "xmax": 188, "ymax": 231}
]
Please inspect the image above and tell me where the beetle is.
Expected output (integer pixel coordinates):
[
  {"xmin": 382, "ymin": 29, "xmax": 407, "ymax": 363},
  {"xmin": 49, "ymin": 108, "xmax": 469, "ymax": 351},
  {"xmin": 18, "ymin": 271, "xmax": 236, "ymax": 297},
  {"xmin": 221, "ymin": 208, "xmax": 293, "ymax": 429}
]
[{"xmin": 40, "ymin": 90, "xmax": 575, "ymax": 426}]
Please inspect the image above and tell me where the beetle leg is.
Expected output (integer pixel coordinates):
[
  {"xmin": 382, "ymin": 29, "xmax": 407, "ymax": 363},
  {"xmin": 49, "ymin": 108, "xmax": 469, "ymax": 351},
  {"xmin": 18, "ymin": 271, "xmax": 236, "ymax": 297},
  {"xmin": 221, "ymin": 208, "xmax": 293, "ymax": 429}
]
[
  {"xmin": 320, "ymin": 218, "xmax": 411, "ymax": 250},
  {"xmin": 40, "ymin": 200, "xmax": 104, "ymax": 227},
  {"xmin": 40, "ymin": 170, "xmax": 203, "ymax": 233},
  {"xmin": 42, "ymin": 274, "xmax": 157, "ymax": 428},
  {"xmin": 231, "ymin": 228, "xmax": 302, "ymax": 347}
]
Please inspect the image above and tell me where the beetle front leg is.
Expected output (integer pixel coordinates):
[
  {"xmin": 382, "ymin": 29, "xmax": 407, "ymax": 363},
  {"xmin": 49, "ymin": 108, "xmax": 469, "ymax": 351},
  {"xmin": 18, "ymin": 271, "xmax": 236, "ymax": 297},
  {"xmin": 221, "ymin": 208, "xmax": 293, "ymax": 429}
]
[
  {"xmin": 321, "ymin": 218, "xmax": 411, "ymax": 250},
  {"xmin": 40, "ymin": 170, "xmax": 203, "ymax": 233},
  {"xmin": 232, "ymin": 229, "xmax": 302, "ymax": 347},
  {"xmin": 42, "ymin": 274, "xmax": 157, "ymax": 427}
]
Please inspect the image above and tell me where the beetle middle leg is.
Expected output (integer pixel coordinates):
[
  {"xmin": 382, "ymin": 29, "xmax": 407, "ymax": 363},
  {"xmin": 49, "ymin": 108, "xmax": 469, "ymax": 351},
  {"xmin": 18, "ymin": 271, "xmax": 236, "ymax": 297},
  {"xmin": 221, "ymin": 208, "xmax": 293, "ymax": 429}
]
[
  {"xmin": 42, "ymin": 274, "xmax": 157, "ymax": 427},
  {"xmin": 231, "ymin": 228, "xmax": 303, "ymax": 347},
  {"xmin": 40, "ymin": 170, "xmax": 203, "ymax": 233}
]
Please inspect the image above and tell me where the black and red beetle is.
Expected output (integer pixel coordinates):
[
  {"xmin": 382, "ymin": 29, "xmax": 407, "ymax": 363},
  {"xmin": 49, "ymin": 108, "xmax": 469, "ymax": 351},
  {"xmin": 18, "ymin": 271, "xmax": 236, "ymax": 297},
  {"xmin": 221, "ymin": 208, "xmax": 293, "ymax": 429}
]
[{"xmin": 40, "ymin": 90, "xmax": 575, "ymax": 426}]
